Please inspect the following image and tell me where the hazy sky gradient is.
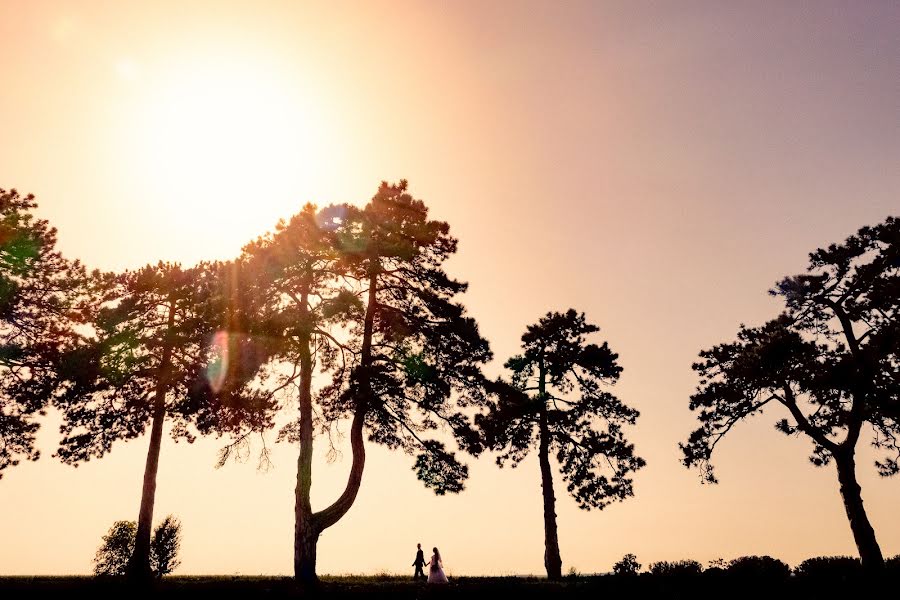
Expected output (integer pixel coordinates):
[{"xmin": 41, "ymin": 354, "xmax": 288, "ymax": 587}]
[{"xmin": 1, "ymin": 0, "xmax": 898, "ymax": 576}]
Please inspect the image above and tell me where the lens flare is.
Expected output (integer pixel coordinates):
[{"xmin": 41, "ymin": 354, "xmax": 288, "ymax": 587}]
[{"xmin": 206, "ymin": 331, "xmax": 230, "ymax": 394}]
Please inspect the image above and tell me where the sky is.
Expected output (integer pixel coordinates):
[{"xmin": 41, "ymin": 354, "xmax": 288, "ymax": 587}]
[{"xmin": 1, "ymin": 0, "xmax": 899, "ymax": 576}]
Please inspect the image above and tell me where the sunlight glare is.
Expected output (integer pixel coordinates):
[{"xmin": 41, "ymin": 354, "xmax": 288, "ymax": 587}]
[{"xmin": 132, "ymin": 55, "xmax": 336, "ymax": 258}]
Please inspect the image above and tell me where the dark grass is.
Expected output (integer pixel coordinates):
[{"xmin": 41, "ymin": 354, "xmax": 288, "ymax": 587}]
[{"xmin": 0, "ymin": 574, "xmax": 892, "ymax": 599}]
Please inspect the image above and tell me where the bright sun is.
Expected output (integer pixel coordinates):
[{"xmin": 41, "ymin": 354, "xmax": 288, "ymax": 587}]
[{"xmin": 123, "ymin": 54, "xmax": 338, "ymax": 258}]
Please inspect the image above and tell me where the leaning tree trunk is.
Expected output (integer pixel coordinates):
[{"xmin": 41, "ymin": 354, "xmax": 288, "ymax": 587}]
[
  {"xmin": 127, "ymin": 398, "xmax": 167, "ymax": 583},
  {"xmin": 128, "ymin": 300, "xmax": 176, "ymax": 584},
  {"xmin": 835, "ymin": 452, "xmax": 885, "ymax": 571},
  {"xmin": 537, "ymin": 365, "xmax": 562, "ymax": 580}
]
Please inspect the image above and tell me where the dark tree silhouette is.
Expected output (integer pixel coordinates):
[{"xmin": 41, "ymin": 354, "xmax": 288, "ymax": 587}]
[
  {"xmin": 221, "ymin": 182, "xmax": 492, "ymax": 584},
  {"xmin": 55, "ymin": 261, "xmax": 264, "ymax": 583},
  {"xmin": 681, "ymin": 216, "xmax": 900, "ymax": 571},
  {"xmin": 478, "ymin": 309, "xmax": 645, "ymax": 580},
  {"xmin": 93, "ymin": 515, "xmax": 182, "ymax": 578},
  {"xmin": 0, "ymin": 189, "xmax": 81, "ymax": 478},
  {"xmin": 229, "ymin": 203, "xmax": 360, "ymax": 583}
]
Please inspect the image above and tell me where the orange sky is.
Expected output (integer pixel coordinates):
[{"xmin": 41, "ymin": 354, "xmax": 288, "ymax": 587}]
[{"xmin": 1, "ymin": 1, "xmax": 898, "ymax": 576}]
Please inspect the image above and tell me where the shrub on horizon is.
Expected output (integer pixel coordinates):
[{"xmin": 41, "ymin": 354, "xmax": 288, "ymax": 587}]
[
  {"xmin": 93, "ymin": 515, "xmax": 182, "ymax": 579},
  {"xmin": 727, "ymin": 555, "xmax": 791, "ymax": 578},
  {"xmin": 793, "ymin": 556, "xmax": 861, "ymax": 578},
  {"xmin": 648, "ymin": 560, "xmax": 703, "ymax": 576}
]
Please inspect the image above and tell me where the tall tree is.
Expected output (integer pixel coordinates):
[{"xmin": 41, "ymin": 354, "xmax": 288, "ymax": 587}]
[
  {"xmin": 225, "ymin": 182, "xmax": 492, "ymax": 584},
  {"xmin": 232, "ymin": 203, "xmax": 358, "ymax": 583},
  {"xmin": 55, "ymin": 261, "xmax": 267, "ymax": 583},
  {"xmin": 477, "ymin": 309, "xmax": 646, "ymax": 580},
  {"xmin": 681, "ymin": 216, "xmax": 899, "ymax": 571},
  {"xmin": 0, "ymin": 189, "xmax": 81, "ymax": 478}
]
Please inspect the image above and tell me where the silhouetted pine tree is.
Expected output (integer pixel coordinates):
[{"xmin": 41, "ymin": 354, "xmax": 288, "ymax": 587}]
[
  {"xmin": 0, "ymin": 189, "xmax": 82, "ymax": 478},
  {"xmin": 682, "ymin": 216, "xmax": 900, "ymax": 571},
  {"xmin": 55, "ymin": 261, "xmax": 270, "ymax": 583},
  {"xmin": 478, "ymin": 309, "xmax": 645, "ymax": 580},
  {"xmin": 219, "ymin": 182, "xmax": 492, "ymax": 584}
]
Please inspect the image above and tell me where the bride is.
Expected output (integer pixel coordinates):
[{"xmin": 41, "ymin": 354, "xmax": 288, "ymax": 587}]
[{"xmin": 427, "ymin": 547, "xmax": 449, "ymax": 584}]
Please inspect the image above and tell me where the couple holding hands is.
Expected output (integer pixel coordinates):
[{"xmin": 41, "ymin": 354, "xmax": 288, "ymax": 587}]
[{"xmin": 412, "ymin": 543, "xmax": 448, "ymax": 584}]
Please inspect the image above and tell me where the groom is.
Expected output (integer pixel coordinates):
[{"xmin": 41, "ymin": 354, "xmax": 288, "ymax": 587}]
[{"xmin": 412, "ymin": 543, "xmax": 426, "ymax": 580}]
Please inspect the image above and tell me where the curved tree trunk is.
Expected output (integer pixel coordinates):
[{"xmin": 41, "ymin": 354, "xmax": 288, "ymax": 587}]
[
  {"xmin": 835, "ymin": 453, "xmax": 884, "ymax": 571},
  {"xmin": 127, "ymin": 399, "xmax": 166, "ymax": 583},
  {"xmin": 537, "ymin": 363, "xmax": 562, "ymax": 580},
  {"xmin": 295, "ymin": 273, "xmax": 376, "ymax": 582}
]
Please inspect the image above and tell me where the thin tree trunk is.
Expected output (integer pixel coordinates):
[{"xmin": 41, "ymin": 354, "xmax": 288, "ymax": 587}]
[
  {"xmin": 128, "ymin": 299, "xmax": 176, "ymax": 584},
  {"xmin": 835, "ymin": 452, "xmax": 884, "ymax": 571},
  {"xmin": 294, "ymin": 292, "xmax": 318, "ymax": 584},
  {"xmin": 128, "ymin": 398, "xmax": 166, "ymax": 583},
  {"xmin": 538, "ymin": 363, "xmax": 562, "ymax": 580}
]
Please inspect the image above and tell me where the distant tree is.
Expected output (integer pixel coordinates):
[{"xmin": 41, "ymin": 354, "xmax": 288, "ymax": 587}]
[
  {"xmin": 477, "ymin": 309, "xmax": 645, "ymax": 580},
  {"xmin": 681, "ymin": 216, "xmax": 899, "ymax": 571},
  {"xmin": 56, "ymin": 262, "xmax": 263, "ymax": 583},
  {"xmin": 794, "ymin": 556, "xmax": 862, "ymax": 579},
  {"xmin": 93, "ymin": 515, "xmax": 182, "ymax": 578},
  {"xmin": 726, "ymin": 555, "xmax": 791, "ymax": 578},
  {"xmin": 221, "ymin": 182, "xmax": 492, "ymax": 584},
  {"xmin": 612, "ymin": 553, "xmax": 642, "ymax": 576},
  {"xmin": 648, "ymin": 560, "xmax": 703, "ymax": 576},
  {"xmin": 0, "ymin": 189, "xmax": 82, "ymax": 477}
]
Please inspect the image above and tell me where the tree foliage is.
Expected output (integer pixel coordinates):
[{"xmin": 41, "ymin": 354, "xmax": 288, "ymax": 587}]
[
  {"xmin": 0, "ymin": 189, "xmax": 81, "ymax": 477},
  {"xmin": 682, "ymin": 216, "xmax": 900, "ymax": 481},
  {"xmin": 681, "ymin": 216, "xmax": 899, "ymax": 569},
  {"xmin": 335, "ymin": 181, "xmax": 493, "ymax": 492},
  {"xmin": 479, "ymin": 309, "xmax": 645, "ymax": 509},
  {"xmin": 55, "ymin": 261, "xmax": 265, "ymax": 465}
]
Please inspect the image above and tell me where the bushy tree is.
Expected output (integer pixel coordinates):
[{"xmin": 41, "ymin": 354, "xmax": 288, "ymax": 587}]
[
  {"xmin": 219, "ymin": 182, "xmax": 492, "ymax": 583},
  {"xmin": 57, "ymin": 262, "xmax": 265, "ymax": 583},
  {"xmin": 612, "ymin": 553, "xmax": 641, "ymax": 576},
  {"xmin": 794, "ymin": 556, "xmax": 862, "ymax": 578},
  {"xmin": 478, "ymin": 309, "xmax": 645, "ymax": 580},
  {"xmin": 93, "ymin": 515, "xmax": 182, "ymax": 578},
  {"xmin": 681, "ymin": 216, "xmax": 899, "ymax": 570},
  {"xmin": 726, "ymin": 555, "xmax": 791, "ymax": 578},
  {"xmin": 0, "ymin": 189, "xmax": 82, "ymax": 477}
]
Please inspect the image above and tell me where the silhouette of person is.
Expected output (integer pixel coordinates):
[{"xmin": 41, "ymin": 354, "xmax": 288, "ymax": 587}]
[
  {"xmin": 412, "ymin": 543, "xmax": 426, "ymax": 580},
  {"xmin": 427, "ymin": 547, "xmax": 449, "ymax": 584}
]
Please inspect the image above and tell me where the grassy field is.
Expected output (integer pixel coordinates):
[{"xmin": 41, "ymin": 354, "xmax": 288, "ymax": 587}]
[{"xmin": 0, "ymin": 574, "xmax": 892, "ymax": 599}]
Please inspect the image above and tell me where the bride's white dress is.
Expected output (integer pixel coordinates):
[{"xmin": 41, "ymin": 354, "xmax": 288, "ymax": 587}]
[{"xmin": 428, "ymin": 554, "xmax": 449, "ymax": 584}]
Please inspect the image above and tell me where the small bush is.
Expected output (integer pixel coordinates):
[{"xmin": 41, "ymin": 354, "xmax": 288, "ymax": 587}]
[
  {"xmin": 93, "ymin": 521, "xmax": 137, "ymax": 577},
  {"xmin": 887, "ymin": 555, "xmax": 900, "ymax": 574},
  {"xmin": 612, "ymin": 554, "xmax": 641, "ymax": 576},
  {"xmin": 92, "ymin": 515, "xmax": 183, "ymax": 578},
  {"xmin": 727, "ymin": 555, "xmax": 790, "ymax": 578},
  {"xmin": 648, "ymin": 560, "xmax": 703, "ymax": 576},
  {"xmin": 794, "ymin": 556, "xmax": 861, "ymax": 578},
  {"xmin": 150, "ymin": 515, "xmax": 182, "ymax": 578}
]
